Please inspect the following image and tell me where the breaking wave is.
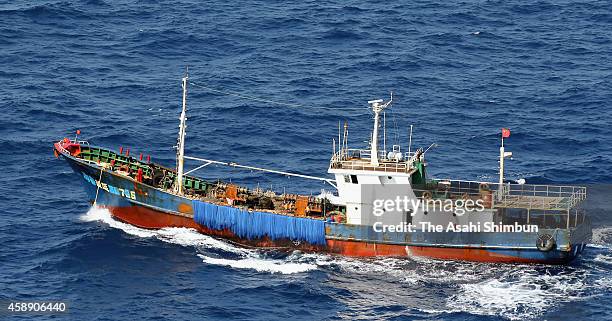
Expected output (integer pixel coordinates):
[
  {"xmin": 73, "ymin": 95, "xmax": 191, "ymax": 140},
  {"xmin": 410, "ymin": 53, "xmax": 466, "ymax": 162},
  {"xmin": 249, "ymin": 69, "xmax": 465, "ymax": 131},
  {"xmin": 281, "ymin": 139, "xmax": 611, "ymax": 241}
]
[
  {"xmin": 447, "ymin": 269, "xmax": 586, "ymax": 320},
  {"xmin": 592, "ymin": 227, "xmax": 612, "ymax": 245}
]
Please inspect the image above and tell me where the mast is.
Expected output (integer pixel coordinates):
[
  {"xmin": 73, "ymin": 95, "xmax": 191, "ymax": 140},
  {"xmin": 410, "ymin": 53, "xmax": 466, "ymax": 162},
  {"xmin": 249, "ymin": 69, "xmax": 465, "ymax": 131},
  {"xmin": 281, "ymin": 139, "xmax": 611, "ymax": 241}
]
[
  {"xmin": 332, "ymin": 139, "xmax": 336, "ymax": 157},
  {"xmin": 383, "ymin": 111, "xmax": 386, "ymax": 157},
  {"xmin": 368, "ymin": 93, "xmax": 392, "ymax": 167},
  {"xmin": 338, "ymin": 121, "xmax": 341, "ymax": 154},
  {"xmin": 408, "ymin": 124, "xmax": 413, "ymax": 156},
  {"xmin": 499, "ymin": 139, "xmax": 504, "ymax": 184},
  {"xmin": 498, "ymin": 129, "xmax": 512, "ymax": 200},
  {"xmin": 343, "ymin": 121, "xmax": 348, "ymax": 155},
  {"xmin": 175, "ymin": 73, "xmax": 188, "ymax": 195}
]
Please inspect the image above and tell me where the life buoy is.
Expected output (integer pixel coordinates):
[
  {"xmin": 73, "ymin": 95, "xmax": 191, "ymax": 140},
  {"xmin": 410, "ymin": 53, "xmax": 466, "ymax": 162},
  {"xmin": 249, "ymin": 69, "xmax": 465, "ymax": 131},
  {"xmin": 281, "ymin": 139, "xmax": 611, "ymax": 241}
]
[
  {"xmin": 479, "ymin": 182, "xmax": 490, "ymax": 191},
  {"xmin": 422, "ymin": 191, "xmax": 432, "ymax": 199},
  {"xmin": 536, "ymin": 234, "xmax": 556, "ymax": 252}
]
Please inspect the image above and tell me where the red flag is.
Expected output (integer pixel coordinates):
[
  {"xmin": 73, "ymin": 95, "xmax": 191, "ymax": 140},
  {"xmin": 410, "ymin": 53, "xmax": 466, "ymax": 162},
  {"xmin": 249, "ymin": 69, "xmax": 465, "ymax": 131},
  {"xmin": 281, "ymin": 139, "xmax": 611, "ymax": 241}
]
[
  {"xmin": 76, "ymin": 129, "xmax": 81, "ymax": 135},
  {"xmin": 502, "ymin": 128, "xmax": 510, "ymax": 138}
]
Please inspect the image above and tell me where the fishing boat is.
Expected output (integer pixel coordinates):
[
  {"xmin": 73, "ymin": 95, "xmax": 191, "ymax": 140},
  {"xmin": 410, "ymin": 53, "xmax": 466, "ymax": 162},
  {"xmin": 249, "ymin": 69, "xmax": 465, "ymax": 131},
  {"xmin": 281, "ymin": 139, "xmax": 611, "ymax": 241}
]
[{"xmin": 54, "ymin": 75, "xmax": 591, "ymax": 264}]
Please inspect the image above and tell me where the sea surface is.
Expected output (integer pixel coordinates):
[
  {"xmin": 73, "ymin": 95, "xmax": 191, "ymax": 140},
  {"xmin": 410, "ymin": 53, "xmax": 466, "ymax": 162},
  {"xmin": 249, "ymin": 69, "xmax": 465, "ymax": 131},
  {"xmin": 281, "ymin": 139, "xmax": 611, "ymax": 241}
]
[{"xmin": 1, "ymin": 0, "xmax": 612, "ymax": 320}]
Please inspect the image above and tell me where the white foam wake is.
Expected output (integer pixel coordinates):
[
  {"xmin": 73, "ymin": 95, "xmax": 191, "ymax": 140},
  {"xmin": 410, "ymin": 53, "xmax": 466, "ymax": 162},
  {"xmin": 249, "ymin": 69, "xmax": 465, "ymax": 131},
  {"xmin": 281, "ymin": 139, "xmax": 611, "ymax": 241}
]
[
  {"xmin": 592, "ymin": 227, "xmax": 612, "ymax": 245},
  {"xmin": 446, "ymin": 263, "xmax": 612, "ymax": 321},
  {"xmin": 80, "ymin": 206, "xmax": 315, "ymax": 274},
  {"xmin": 441, "ymin": 227, "xmax": 612, "ymax": 320},
  {"xmin": 447, "ymin": 276, "xmax": 553, "ymax": 320},
  {"xmin": 80, "ymin": 206, "xmax": 156, "ymax": 238},
  {"xmin": 594, "ymin": 253, "xmax": 612, "ymax": 264},
  {"xmin": 197, "ymin": 254, "xmax": 317, "ymax": 274}
]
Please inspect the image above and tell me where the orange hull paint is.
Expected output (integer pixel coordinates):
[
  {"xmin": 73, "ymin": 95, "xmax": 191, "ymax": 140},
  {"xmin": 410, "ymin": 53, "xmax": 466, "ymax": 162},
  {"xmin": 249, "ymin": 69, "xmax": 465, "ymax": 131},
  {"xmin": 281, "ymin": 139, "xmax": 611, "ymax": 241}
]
[
  {"xmin": 406, "ymin": 245, "xmax": 538, "ymax": 263},
  {"xmin": 325, "ymin": 239, "xmax": 407, "ymax": 256},
  {"xmin": 100, "ymin": 204, "xmax": 555, "ymax": 263},
  {"xmin": 326, "ymin": 239, "xmax": 555, "ymax": 263}
]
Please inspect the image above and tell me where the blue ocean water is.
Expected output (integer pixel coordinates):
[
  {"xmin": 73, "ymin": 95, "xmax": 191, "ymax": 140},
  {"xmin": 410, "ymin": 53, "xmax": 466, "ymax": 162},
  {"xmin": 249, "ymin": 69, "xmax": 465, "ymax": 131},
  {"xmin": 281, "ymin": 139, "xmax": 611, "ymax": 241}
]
[{"xmin": 1, "ymin": 0, "xmax": 612, "ymax": 320}]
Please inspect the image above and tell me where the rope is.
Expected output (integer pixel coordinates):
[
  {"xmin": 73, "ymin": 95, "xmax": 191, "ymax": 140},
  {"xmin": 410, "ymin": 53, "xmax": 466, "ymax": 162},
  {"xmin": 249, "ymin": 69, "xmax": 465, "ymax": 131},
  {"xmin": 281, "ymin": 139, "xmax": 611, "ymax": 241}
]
[
  {"xmin": 189, "ymin": 81, "xmax": 304, "ymax": 108},
  {"xmin": 93, "ymin": 166, "xmax": 104, "ymax": 206}
]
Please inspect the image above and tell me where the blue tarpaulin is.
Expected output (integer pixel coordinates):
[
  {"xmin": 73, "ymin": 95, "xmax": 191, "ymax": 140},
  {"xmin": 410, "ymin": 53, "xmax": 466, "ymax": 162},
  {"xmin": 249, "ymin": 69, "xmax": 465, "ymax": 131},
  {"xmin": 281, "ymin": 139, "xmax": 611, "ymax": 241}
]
[{"xmin": 192, "ymin": 200, "xmax": 327, "ymax": 246}]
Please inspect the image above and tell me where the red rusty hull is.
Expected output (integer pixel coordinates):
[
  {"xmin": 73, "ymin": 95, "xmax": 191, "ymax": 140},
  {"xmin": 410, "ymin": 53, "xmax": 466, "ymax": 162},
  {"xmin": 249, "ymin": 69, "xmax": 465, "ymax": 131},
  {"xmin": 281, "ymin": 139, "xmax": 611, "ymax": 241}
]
[
  {"xmin": 102, "ymin": 203, "xmax": 561, "ymax": 263},
  {"xmin": 325, "ymin": 239, "xmax": 553, "ymax": 263},
  {"xmin": 325, "ymin": 239, "xmax": 408, "ymax": 257}
]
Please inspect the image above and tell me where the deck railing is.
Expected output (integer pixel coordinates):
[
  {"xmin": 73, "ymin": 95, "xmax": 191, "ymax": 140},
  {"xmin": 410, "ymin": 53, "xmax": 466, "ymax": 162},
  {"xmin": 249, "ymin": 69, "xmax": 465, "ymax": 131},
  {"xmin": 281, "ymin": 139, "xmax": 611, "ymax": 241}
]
[
  {"xmin": 329, "ymin": 149, "xmax": 417, "ymax": 173},
  {"xmin": 73, "ymin": 139, "xmax": 90, "ymax": 145},
  {"xmin": 493, "ymin": 183, "xmax": 586, "ymax": 211},
  {"xmin": 334, "ymin": 149, "xmax": 418, "ymax": 161},
  {"xmin": 55, "ymin": 139, "xmax": 90, "ymax": 153},
  {"xmin": 414, "ymin": 178, "xmax": 586, "ymax": 211},
  {"xmin": 501, "ymin": 208, "xmax": 588, "ymax": 229},
  {"xmin": 415, "ymin": 178, "xmax": 588, "ymax": 229}
]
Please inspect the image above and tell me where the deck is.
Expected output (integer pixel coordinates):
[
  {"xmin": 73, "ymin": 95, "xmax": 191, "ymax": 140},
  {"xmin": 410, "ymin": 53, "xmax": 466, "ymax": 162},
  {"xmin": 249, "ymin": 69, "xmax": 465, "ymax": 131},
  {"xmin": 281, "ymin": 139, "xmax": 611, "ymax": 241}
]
[{"xmin": 493, "ymin": 184, "xmax": 587, "ymax": 211}]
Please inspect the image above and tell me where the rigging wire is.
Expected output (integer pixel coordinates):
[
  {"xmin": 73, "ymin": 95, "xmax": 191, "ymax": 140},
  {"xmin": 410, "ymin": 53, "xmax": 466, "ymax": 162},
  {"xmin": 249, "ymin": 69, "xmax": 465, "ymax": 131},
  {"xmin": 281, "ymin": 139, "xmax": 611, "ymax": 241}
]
[
  {"xmin": 391, "ymin": 109, "xmax": 400, "ymax": 147},
  {"xmin": 189, "ymin": 81, "xmax": 305, "ymax": 108},
  {"xmin": 188, "ymin": 80, "xmax": 371, "ymax": 112}
]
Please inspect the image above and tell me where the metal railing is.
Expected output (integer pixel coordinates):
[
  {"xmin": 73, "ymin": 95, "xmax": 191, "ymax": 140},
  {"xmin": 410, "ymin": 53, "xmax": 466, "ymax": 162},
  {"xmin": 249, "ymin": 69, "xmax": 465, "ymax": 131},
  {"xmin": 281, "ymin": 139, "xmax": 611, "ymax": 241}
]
[
  {"xmin": 332, "ymin": 148, "xmax": 384, "ymax": 161},
  {"xmin": 493, "ymin": 183, "xmax": 586, "ymax": 211},
  {"xmin": 329, "ymin": 149, "xmax": 417, "ymax": 173},
  {"xmin": 501, "ymin": 208, "xmax": 588, "ymax": 229},
  {"xmin": 429, "ymin": 179, "xmax": 492, "ymax": 196},
  {"xmin": 72, "ymin": 139, "xmax": 90, "ymax": 145},
  {"xmin": 330, "ymin": 160, "xmax": 413, "ymax": 173},
  {"xmin": 412, "ymin": 178, "xmax": 587, "ymax": 211},
  {"xmin": 55, "ymin": 139, "xmax": 90, "ymax": 153},
  {"xmin": 333, "ymin": 148, "xmax": 418, "ymax": 162},
  {"xmin": 414, "ymin": 178, "xmax": 588, "ymax": 229}
]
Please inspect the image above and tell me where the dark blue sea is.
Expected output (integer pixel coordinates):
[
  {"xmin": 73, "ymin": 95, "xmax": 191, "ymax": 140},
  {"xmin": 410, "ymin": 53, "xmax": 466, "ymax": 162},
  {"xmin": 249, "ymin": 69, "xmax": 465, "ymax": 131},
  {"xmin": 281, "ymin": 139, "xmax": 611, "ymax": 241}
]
[{"xmin": 2, "ymin": 0, "xmax": 612, "ymax": 320}]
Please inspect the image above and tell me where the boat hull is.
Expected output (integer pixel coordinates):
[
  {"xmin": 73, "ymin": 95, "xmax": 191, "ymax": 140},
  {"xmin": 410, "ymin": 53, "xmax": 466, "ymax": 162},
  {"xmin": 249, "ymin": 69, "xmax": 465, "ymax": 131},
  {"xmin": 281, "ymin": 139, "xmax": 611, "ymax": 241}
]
[
  {"xmin": 325, "ymin": 239, "xmax": 581, "ymax": 264},
  {"xmin": 60, "ymin": 149, "xmax": 590, "ymax": 264}
]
